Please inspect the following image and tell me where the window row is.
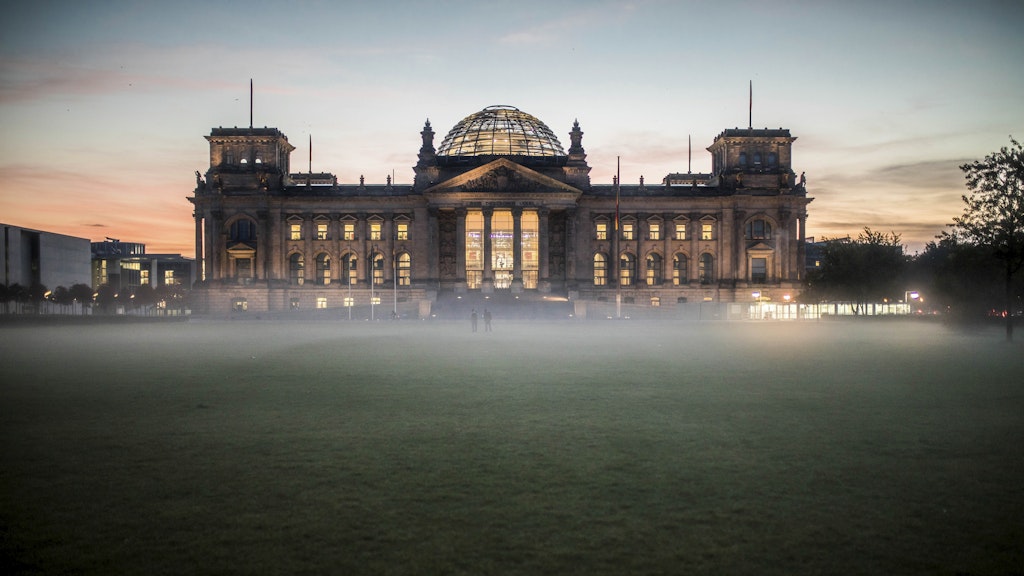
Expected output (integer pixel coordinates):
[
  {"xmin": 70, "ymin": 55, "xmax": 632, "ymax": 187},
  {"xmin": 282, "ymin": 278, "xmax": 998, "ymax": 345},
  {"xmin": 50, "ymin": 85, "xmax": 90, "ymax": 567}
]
[
  {"xmin": 288, "ymin": 220, "xmax": 410, "ymax": 242},
  {"xmin": 287, "ymin": 252, "xmax": 412, "ymax": 286},
  {"xmin": 592, "ymin": 253, "xmax": 772, "ymax": 286},
  {"xmin": 227, "ymin": 218, "xmax": 411, "ymax": 243},
  {"xmin": 594, "ymin": 217, "xmax": 773, "ymax": 242}
]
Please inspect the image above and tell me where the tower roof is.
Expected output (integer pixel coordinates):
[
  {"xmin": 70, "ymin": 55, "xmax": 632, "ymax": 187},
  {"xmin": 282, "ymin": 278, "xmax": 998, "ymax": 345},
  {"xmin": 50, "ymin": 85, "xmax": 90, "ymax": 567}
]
[{"xmin": 437, "ymin": 105, "xmax": 566, "ymax": 158}]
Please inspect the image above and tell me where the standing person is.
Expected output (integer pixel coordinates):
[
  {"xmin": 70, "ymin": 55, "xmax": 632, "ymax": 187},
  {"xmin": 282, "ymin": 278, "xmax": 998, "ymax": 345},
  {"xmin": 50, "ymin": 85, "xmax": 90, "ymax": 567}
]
[
  {"xmin": 483, "ymin": 308, "xmax": 492, "ymax": 332},
  {"xmin": 471, "ymin": 309, "xmax": 478, "ymax": 332}
]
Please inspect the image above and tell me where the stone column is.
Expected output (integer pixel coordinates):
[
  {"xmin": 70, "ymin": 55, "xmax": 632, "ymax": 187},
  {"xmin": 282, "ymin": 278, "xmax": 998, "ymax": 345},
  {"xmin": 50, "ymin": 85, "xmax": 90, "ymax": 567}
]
[
  {"xmin": 512, "ymin": 207, "xmax": 523, "ymax": 290},
  {"xmin": 538, "ymin": 208, "xmax": 550, "ymax": 281},
  {"xmin": 565, "ymin": 208, "xmax": 577, "ymax": 282},
  {"xmin": 482, "ymin": 208, "xmax": 493, "ymax": 283},
  {"xmin": 193, "ymin": 210, "xmax": 203, "ymax": 282},
  {"xmin": 455, "ymin": 208, "xmax": 467, "ymax": 285},
  {"xmin": 257, "ymin": 210, "xmax": 269, "ymax": 280}
]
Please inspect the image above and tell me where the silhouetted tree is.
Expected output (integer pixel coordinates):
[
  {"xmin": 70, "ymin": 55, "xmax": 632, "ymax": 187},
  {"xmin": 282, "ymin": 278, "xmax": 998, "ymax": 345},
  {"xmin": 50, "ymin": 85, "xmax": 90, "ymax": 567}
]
[
  {"xmin": 95, "ymin": 284, "xmax": 117, "ymax": 313},
  {"xmin": 28, "ymin": 282, "xmax": 48, "ymax": 314},
  {"xmin": 52, "ymin": 286, "xmax": 73, "ymax": 314},
  {"xmin": 69, "ymin": 283, "xmax": 95, "ymax": 314},
  {"xmin": 912, "ymin": 234, "xmax": 1006, "ymax": 318},
  {"xmin": 955, "ymin": 136, "xmax": 1024, "ymax": 341},
  {"xmin": 133, "ymin": 284, "xmax": 157, "ymax": 314},
  {"xmin": 803, "ymin": 228, "xmax": 907, "ymax": 313},
  {"xmin": 5, "ymin": 283, "xmax": 28, "ymax": 313}
]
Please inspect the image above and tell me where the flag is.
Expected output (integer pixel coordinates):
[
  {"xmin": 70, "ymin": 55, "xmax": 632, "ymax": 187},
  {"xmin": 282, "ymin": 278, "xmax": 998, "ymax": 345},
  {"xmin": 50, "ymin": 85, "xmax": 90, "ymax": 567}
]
[{"xmin": 615, "ymin": 156, "xmax": 620, "ymax": 231}]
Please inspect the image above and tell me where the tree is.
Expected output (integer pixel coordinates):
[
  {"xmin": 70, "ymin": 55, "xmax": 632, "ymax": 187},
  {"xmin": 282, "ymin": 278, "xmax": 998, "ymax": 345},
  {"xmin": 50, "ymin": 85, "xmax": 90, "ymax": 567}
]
[
  {"xmin": 955, "ymin": 136, "xmax": 1024, "ymax": 341},
  {"xmin": 52, "ymin": 286, "xmax": 73, "ymax": 315},
  {"xmin": 912, "ymin": 234, "xmax": 1006, "ymax": 318},
  {"xmin": 95, "ymin": 284, "xmax": 118, "ymax": 313},
  {"xmin": 28, "ymin": 282, "xmax": 48, "ymax": 314},
  {"xmin": 803, "ymin": 228, "xmax": 906, "ymax": 313},
  {"xmin": 69, "ymin": 283, "xmax": 95, "ymax": 315}
]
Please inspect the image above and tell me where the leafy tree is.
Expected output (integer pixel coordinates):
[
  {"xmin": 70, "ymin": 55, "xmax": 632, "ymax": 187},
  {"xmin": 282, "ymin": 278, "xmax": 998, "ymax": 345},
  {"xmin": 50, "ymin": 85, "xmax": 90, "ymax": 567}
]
[
  {"xmin": 912, "ymin": 234, "xmax": 1006, "ymax": 318},
  {"xmin": 6, "ymin": 283, "xmax": 27, "ymax": 313},
  {"xmin": 803, "ymin": 228, "xmax": 907, "ymax": 313},
  {"xmin": 133, "ymin": 284, "xmax": 157, "ymax": 314},
  {"xmin": 955, "ymin": 136, "xmax": 1024, "ymax": 341},
  {"xmin": 28, "ymin": 282, "xmax": 48, "ymax": 314},
  {"xmin": 95, "ymin": 284, "xmax": 118, "ymax": 313},
  {"xmin": 69, "ymin": 283, "xmax": 95, "ymax": 314},
  {"xmin": 52, "ymin": 286, "xmax": 73, "ymax": 314}
]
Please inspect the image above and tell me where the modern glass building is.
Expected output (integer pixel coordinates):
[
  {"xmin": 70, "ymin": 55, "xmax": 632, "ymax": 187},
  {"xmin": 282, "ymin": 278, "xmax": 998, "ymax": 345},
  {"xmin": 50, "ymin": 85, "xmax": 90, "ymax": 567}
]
[{"xmin": 188, "ymin": 105, "xmax": 813, "ymax": 317}]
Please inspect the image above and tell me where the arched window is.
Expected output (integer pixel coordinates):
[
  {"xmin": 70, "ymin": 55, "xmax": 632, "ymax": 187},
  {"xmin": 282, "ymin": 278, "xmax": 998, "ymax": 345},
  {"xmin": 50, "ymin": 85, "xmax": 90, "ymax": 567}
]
[
  {"xmin": 768, "ymin": 152, "xmax": 777, "ymax": 166},
  {"xmin": 620, "ymin": 253, "xmax": 635, "ymax": 287},
  {"xmin": 699, "ymin": 253, "xmax": 714, "ymax": 284},
  {"xmin": 342, "ymin": 253, "xmax": 357, "ymax": 285},
  {"xmin": 398, "ymin": 252, "xmax": 411, "ymax": 286},
  {"xmin": 738, "ymin": 152, "xmax": 747, "ymax": 166},
  {"xmin": 372, "ymin": 253, "xmax": 385, "ymax": 286},
  {"xmin": 673, "ymin": 253, "xmax": 688, "ymax": 286},
  {"xmin": 315, "ymin": 253, "xmax": 331, "ymax": 285},
  {"xmin": 229, "ymin": 219, "xmax": 256, "ymax": 242},
  {"xmin": 646, "ymin": 253, "xmax": 662, "ymax": 286},
  {"xmin": 593, "ymin": 253, "xmax": 607, "ymax": 286},
  {"xmin": 745, "ymin": 218, "xmax": 772, "ymax": 240},
  {"xmin": 289, "ymin": 253, "xmax": 304, "ymax": 285}
]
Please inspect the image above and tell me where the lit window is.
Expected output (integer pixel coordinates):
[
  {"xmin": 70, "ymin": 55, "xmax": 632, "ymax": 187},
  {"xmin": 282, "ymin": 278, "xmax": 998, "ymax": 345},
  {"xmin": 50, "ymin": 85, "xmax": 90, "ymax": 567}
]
[
  {"xmin": 646, "ymin": 253, "xmax": 662, "ymax": 286},
  {"xmin": 648, "ymin": 223, "xmax": 661, "ymax": 241},
  {"xmin": 290, "ymin": 223, "xmax": 302, "ymax": 241},
  {"xmin": 621, "ymin": 222, "xmax": 634, "ymax": 241},
  {"xmin": 140, "ymin": 269, "xmax": 150, "ymax": 286},
  {"xmin": 397, "ymin": 222, "xmax": 409, "ymax": 241},
  {"xmin": 620, "ymin": 253, "xmax": 635, "ymax": 286},
  {"xmin": 232, "ymin": 298, "xmax": 247, "ymax": 311},
  {"xmin": 701, "ymin": 222, "xmax": 714, "ymax": 241},
  {"xmin": 673, "ymin": 254, "xmax": 687, "ymax": 285},
  {"xmin": 398, "ymin": 253, "xmax": 411, "ymax": 286},
  {"xmin": 164, "ymin": 270, "xmax": 176, "ymax": 285},
  {"xmin": 289, "ymin": 253, "xmax": 304, "ymax": 285},
  {"xmin": 370, "ymin": 222, "xmax": 382, "ymax": 241},
  {"xmin": 343, "ymin": 254, "xmax": 358, "ymax": 285},
  {"xmin": 651, "ymin": 297, "xmax": 661, "ymax": 307},
  {"xmin": 316, "ymin": 222, "xmax": 329, "ymax": 240},
  {"xmin": 316, "ymin": 253, "xmax": 331, "ymax": 285},
  {"xmin": 372, "ymin": 253, "xmax": 384, "ymax": 285},
  {"xmin": 595, "ymin": 222, "xmax": 608, "ymax": 241},
  {"xmin": 674, "ymin": 222, "xmax": 687, "ymax": 240},
  {"xmin": 343, "ymin": 223, "xmax": 356, "ymax": 241},
  {"xmin": 316, "ymin": 297, "xmax": 327, "ymax": 309},
  {"xmin": 593, "ymin": 253, "xmax": 607, "ymax": 286},
  {"xmin": 344, "ymin": 297, "xmax": 354, "ymax": 307},
  {"xmin": 699, "ymin": 253, "xmax": 714, "ymax": 284}
]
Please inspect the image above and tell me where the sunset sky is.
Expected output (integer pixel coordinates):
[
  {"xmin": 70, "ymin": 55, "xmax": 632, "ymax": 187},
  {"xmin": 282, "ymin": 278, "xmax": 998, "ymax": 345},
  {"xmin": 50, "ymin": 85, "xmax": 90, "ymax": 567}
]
[{"xmin": 2, "ymin": 0, "xmax": 1021, "ymax": 255}]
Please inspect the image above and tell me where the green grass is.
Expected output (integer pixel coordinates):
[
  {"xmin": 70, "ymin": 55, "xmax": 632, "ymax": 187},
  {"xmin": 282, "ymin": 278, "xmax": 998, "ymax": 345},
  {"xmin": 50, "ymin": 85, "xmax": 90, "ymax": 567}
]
[{"xmin": 1, "ymin": 319, "xmax": 1022, "ymax": 575}]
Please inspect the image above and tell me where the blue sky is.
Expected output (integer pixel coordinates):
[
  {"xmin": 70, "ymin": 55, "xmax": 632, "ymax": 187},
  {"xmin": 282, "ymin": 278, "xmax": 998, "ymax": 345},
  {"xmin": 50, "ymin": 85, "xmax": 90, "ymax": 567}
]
[{"xmin": 1, "ymin": 0, "xmax": 1021, "ymax": 253}]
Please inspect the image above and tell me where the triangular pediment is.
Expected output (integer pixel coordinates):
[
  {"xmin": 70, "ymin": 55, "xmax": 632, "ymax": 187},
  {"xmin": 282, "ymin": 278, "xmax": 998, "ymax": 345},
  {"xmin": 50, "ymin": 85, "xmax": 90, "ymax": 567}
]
[
  {"xmin": 747, "ymin": 241, "xmax": 774, "ymax": 252},
  {"xmin": 425, "ymin": 158, "xmax": 580, "ymax": 194}
]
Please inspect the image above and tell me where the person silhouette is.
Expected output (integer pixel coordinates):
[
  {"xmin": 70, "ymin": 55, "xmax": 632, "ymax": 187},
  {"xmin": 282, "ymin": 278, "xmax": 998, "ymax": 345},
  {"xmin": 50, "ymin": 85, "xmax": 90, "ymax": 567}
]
[
  {"xmin": 483, "ymin": 308, "xmax": 492, "ymax": 332},
  {"xmin": 471, "ymin": 309, "xmax": 478, "ymax": 332}
]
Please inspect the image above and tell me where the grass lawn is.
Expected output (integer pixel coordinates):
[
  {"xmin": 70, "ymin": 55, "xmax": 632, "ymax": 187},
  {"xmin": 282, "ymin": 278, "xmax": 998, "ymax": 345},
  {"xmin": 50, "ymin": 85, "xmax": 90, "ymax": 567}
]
[{"xmin": 1, "ymin": 318, "xmax": 1022, "ymax": 575}]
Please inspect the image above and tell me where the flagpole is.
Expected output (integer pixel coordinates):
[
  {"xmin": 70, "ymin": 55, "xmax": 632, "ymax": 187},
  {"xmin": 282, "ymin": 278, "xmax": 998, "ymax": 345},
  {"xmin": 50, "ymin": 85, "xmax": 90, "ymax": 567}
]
[
  {"xmin": 748, "ymin": 80, "xmax": 752, "ymax": 129},
  {"xmin": 249, "ymin": 79, "xmax": 253, "ymax": 129},
  {"xmin": 615, "ymin": 156, "xmax": 621, "ymax": 319}
]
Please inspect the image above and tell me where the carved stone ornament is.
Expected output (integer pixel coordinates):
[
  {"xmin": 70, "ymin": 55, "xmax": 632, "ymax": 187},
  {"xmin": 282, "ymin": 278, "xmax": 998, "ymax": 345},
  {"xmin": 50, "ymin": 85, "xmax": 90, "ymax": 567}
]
[{"xmin": 460, "ymin": 166, "xmax": 543, "ymax": 193}]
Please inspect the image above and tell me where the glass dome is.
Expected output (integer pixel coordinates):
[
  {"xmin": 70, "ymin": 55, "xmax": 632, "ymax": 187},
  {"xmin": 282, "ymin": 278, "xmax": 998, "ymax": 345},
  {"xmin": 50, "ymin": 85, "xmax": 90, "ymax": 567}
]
[{"xmin": 437, "ymin": 105, "xmax": 566, "ymax": 157}]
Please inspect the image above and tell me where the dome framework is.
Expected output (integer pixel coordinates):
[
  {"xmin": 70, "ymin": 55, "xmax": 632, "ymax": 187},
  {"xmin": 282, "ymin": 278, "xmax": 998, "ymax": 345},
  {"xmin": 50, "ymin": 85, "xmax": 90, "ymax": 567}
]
[{"xmin": 437, "ymin": 105, "xmax": 566, "ymax": 157}]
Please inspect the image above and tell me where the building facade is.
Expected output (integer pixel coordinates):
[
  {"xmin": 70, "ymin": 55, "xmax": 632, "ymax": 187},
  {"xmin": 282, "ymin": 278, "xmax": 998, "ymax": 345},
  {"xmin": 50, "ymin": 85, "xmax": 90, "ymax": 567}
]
[
  {"xmin": 91, "ymin": 240, "xmax": 195, "ymax": 292},
  {"xmin": 189, "ymin": 105, "xmax": 812, "ymax": 317},
  {"xmin": 1, "ymin": 223, "xmax": 91, "ymax": 290}
]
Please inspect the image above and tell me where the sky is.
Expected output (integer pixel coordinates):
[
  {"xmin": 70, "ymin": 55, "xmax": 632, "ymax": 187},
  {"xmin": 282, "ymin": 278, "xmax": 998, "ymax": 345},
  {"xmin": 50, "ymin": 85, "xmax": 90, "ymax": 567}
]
[{"xmin": 1, "ymin": 0, "xmax": 1022, "ymax": 255}]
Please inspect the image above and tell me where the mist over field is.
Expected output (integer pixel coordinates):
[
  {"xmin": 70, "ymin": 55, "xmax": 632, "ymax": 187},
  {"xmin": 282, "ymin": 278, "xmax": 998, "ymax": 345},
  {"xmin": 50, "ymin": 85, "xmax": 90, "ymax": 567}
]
[{"xmin": 1, "ymin": 318, "xmax": 1022, "ymax": 575}]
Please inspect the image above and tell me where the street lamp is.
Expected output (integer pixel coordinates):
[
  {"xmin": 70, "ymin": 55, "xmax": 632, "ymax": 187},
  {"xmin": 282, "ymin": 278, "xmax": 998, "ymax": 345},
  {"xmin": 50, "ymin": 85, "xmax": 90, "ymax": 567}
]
[
  {"xmin": 904, "ymin": 290, "xmax": 920, "ymax": 315},
  {"xmin": 370, "ymin": 247, "xmax": 376, "ymax": 321}
]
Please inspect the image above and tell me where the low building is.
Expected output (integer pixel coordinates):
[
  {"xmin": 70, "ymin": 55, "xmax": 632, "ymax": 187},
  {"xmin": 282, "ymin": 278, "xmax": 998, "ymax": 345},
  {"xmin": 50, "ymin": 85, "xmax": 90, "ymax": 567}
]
[{"xmin": 92, "ymin": 240, "xmax": 195, "ymax": 292}]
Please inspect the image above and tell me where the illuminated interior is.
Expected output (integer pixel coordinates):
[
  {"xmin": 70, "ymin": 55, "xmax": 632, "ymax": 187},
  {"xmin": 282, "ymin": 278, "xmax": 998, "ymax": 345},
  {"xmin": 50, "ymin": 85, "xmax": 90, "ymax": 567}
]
[{"xmin": 437, "ymin": 105, "xmax": 566, "ymax": 157}]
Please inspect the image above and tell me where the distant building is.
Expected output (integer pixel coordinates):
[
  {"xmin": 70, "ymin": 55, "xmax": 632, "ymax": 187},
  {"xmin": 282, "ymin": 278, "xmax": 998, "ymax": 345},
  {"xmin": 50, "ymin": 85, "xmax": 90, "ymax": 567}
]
[
  {"xmin": 91, "ymin": 240, "xmax": 195, "ymax": 292},
  {"xmin": 189, "ymin": 105, "xmax": 813, "ymax": 317},
  {"xmin": 1, "ymin": 223, "xmax": 90, "ymax": 289}
]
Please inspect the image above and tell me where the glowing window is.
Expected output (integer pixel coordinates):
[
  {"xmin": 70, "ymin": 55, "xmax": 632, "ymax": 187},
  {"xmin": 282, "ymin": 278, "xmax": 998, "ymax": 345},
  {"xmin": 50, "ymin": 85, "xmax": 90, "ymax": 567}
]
[
  {"xmin": 648, "ymin": 223, "xmax": 661, "ymax": 241},
  {"xmin": 343, "ymin": 223, "xmax": 355, "ymax": 241},
  {"xmin": 674, "ymin": 222, "xmax": 687, "ymax": 240},
  {"xmin": 316, "ymin": 297, "xmax": 327, "ymax": 309},
  {"xmin": 397, "ymin": 222, "xmax": 409, "ymax": 241},
  {"xmin": 593, "ymin": 253, "xmax": 607, "ymax": 286},
  {"xmin": 701, "ymin": 222, "xmax": 714, "ymax": 241},
  {"xmin": 621, "ymin": 222, "xmax": 635, "ymax": 241},
  {"xmin": 372, "ymin": 253, "xmax": 384, "ymax": 286},
  {"xmin": 620, "ymin": 253, "xmax": 635, "ymax": 286},
  {"xmin": 316, "ymin": 253, "xmax": 331, "ymax": 285},
  {"xmin": 673, "ymin": 254, "xmax": 687, "ymax": 286},
  {"xmin": 316, "ymin": 223, "xmax": 329, "ymax": 240},
  {"xmin": 699, "ymin": 253, "xmax": 714, "ymax": 284},
  {"xmin": 289, "ymin": 223, "xmax": 302, "ymax": 241},
  {"xmin": 370, "ymin": 222, "xmax": 382, "ymax": 241},
  {"xmin": 595, "ymin": 222, "xmax": 608, "ymax": 240},
  {"xmin": 646, "ymin": 253, "xmax": 662, "ymax": 286},
  {"xmin": 398, "ymin": 253, "xmax": 411, "ymax": 286},
  {"xmin": 289, "ymin": 253, "xmax": 304, "ymax": 285}
]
